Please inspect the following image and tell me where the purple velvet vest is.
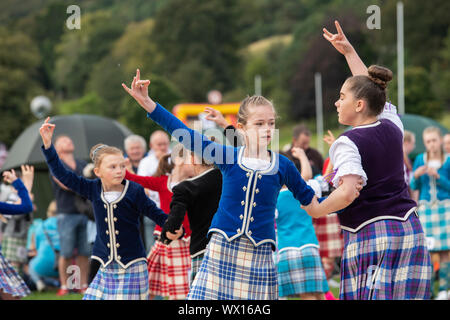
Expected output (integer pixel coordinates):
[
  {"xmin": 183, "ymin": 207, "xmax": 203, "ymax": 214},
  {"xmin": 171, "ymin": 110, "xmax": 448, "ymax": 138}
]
[{"xmin": 338, "ymin": 119, "xmax": 416, "ymax": 232}]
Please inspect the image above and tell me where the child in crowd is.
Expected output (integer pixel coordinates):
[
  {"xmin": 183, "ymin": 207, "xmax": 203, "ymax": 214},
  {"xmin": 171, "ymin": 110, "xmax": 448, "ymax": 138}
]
[
  {"xmin": 0, "ymin": 169, "xmax": 33, "ymax": 300},
  {"xmin": 410, "ymin": 126, "xmax": 450, "ymax": 299}
]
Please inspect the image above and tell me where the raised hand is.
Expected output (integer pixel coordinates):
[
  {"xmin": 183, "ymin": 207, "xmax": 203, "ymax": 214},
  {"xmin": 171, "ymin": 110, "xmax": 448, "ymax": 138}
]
[
  {"xmin": 39, "ymin": 117, "xmax": 56, "ymax": 149},
  {"xmin": 122, "ymin": 69, "xmax": 156, "ymax": 114},
  {"xmin": 323, "ymin": 130, "xmax": 336, "ymax": 147},
  {"xmin": 204, "ymin": 107, "xmax": 229, "ymax": 129},
  {"xmin": 3, "ymin": 169, "xmax": 18, "ymax": 184},
  {"xmin": 291, "ymin": 147, "xmax": 307, "ymax": 160},
  {"xmin": 20, "ymin": 165, "xmax": 35, "ymax": 192},
  {"xmin": 323, "ymin": 20, "xmax": 353, "ymax": 56}
]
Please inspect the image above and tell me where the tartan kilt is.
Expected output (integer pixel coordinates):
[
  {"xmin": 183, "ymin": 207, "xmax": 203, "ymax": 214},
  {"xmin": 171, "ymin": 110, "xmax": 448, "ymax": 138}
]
[
  {"xmin": 187, "ymin": 233, "xmax": 278, "ymax": 300},
  {"xmin": 276, "ymin": 246, "xmax": 329, "ymax": 297},
  {"xmin": 190, "ymin": 253, "xmax": 205, "ymax": 286},
  {"xmin": 1, "ymin": 236, "xmax": 28, "ymax": 264},
  {"xmin": 83, "ymin": 260, "xmax": 149, "ymax": 300},
  {"xmin": 312, "ymin": 213, "xmax": 344, "ymax": 259},
  {"xmin": 0, "ymin": 251, "xmax": 30, "ymax": 298},
  {"xmin": 340, "ymin": 213, "xmax": 432, "ymax": 300},
  {"xmin": 417, "ymin": 200, "xmax": 450, "ymax": 252},
  {"xmin": 147, "ymin": 239, "xmax": 191, "ymax": 300}
]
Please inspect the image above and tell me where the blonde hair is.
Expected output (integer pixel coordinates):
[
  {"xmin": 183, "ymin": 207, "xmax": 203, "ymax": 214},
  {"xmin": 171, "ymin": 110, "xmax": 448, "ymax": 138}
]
[
  {"xmin": 90, "ymin": 143, "xmax": 123, "ymax": 168},
  {"xmin": 237, "ymin": 95, "xmax": 277, "ymax": 125},
  {"xmin": 423, "ymin": 126, "xmax": 442, "ymax": 138},
  {"xmin": 47, "ymin": 200, "xmax": 57, "ymax": 218},
  {"xmin": 404, "ymin": 130, "xmax": 415, "ymax": 143}
]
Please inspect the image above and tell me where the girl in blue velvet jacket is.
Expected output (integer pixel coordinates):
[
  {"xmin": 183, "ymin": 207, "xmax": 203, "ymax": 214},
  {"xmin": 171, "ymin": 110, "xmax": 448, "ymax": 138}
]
[
  {"xmin": 39, "ymin": 118, "xmax": 181, "ymax": 300},
  {"xmin": 122, "ymin": 70, "xmax": 343, "ymax": 300}
]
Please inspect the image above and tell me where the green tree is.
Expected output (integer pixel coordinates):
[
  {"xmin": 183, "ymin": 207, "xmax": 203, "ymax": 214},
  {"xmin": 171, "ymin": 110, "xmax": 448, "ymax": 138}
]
[
  {"xmin": 0, "ymin": 27, "xmax": 43, "ymax": 147},
  {"xmin": 151, "ymin": 0, "xmax": 242, "ymax": 101}
]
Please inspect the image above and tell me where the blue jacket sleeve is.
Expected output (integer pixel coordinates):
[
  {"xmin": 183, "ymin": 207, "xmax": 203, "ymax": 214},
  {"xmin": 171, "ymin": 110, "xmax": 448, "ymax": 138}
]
[
  {"xmin": 437, "ymin": 159, "xmax": 450, "ymax": 192},
  {"xmin": 0, "ymin": 179, "xmax": 33, "ymax": 215},
  {"xmin": 136, "ymin": 186, "xmax": 168, "ymax": 227},
  {"xmin": 409, "ymin": 154, "xmax": 423, "ymax": 191},
  {"xmin": 284, "ymin": 158, "xmax": 315, "ymax": 206},
  {"xmin": 41, "ymin": 144, "xmax": 95, "ymax": 200},
  {"xmin": 147, "ymin": 103, "xmax": 235, "ymax": 169}
]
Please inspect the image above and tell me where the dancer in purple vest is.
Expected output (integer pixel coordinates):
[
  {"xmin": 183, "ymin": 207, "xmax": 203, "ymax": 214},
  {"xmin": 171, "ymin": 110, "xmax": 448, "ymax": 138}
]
[{"xmin": 303, "ymin": 21, "xmax": 432, "ymax": 299}]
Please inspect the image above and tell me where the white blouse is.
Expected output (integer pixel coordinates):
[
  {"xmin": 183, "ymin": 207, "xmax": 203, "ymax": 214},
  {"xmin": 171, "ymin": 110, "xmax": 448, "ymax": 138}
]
[
  {"xmin": 103, "ymin": 191, "xmax": 122, "ymax": 203},
  {"xmin": 242, "ymin": 157, "xmax": 271, "ymax": 171},
  {"xmin": 329, "ymin": 102, "xmax": 403, "ymax": 187}
]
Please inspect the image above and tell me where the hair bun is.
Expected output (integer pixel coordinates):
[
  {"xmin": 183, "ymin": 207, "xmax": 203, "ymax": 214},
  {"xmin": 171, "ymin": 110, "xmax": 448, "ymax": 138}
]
[{"xmin": 368, "ymin": 65, "xmax": 393, "ymax": 90}]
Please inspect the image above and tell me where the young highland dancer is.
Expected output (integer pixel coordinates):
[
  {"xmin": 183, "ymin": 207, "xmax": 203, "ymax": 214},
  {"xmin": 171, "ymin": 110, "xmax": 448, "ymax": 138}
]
[
  {"xmin": 125, "ymin": 154, "xmax": 192, "ymax": 300},
  {"xmin": 159, "ymin": 149, "xmax": 222, "ymax": 286},
  {"xmin": 122, "ymin": 70, "xmax": 335, "ymax": 300},
  {"xmin": 302, "ymin": 21, "xmax": 432, "ymax": 300},
  {"xmin": 275, "ymin": 151, "xmax": 329, "ymax": 300},
  {"xmin": 410, "ymin": 127, "xmax": 450, "ymax": 299},
  {"xmin": 0, "ymin": 170, "xmax": 33, "ymax": 300},
  {"xmin": 39, "ymin": 119, "xmax": 180, "ymax": 300}
]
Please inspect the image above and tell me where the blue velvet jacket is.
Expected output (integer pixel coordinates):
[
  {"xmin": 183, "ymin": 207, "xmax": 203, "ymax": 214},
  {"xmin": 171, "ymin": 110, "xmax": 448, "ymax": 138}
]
[
  {"xmin": 147, "ymin": 103, "xmax": 315, "ymax": 249},
  {"xmin": 42, "ymin": 145, "xmax": 167, "ymax": 268}
]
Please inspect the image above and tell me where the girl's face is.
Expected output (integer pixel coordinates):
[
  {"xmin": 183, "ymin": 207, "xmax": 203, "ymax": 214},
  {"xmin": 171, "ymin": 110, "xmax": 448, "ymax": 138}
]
[
  {"xmin": 335, "ymin": 81, "xmax": 361, "ymax": 126},
  {"xmin": 239, "ymin": 104, "xmax": 276, "ymax": 149},
  {"xmin": 403, "ymin": 136, "xmax": 416, "ymax": 155},
  {"xmin": 94, "ymin": 153, "xmax": 126, "ymax": 186},
  {"xmin": 423, "ymin": 131, "xmax": 442, "ymax": 155}
]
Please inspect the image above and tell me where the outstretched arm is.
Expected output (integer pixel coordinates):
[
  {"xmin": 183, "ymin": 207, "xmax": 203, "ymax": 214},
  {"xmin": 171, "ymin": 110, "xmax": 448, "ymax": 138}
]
[
  {"xmin": 122, "ymin": 70, "xmax": 232, "ymax": 167},
  {"xmin": 323, "ymin": 20, "xmax": 368, "ymax": 76}
]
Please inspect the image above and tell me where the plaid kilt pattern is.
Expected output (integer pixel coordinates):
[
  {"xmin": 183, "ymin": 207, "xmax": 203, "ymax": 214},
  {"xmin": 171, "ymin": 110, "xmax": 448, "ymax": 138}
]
[
  {"xmin": 417, "ymin": 200, "xmax": 450, "ymax": 252},
  {"xmin": 190, "ymin": 253, "xmax": 205, "ymax": 286},
  {"xmin": 187, "ymin": 233, "xmax": 278, "ymax": 300},
  {"xmin": 312, "ymin": 213, "xmax": 344, "ymax": 259},
  {"xmin": 340, "ymin": 213, "xmax": 432, "ymax": 300},
  {"xmin": 1, "ymin": 236, "xmax": 28, "ymax": 264},
  {"xmin": 83, "ymin": 260, "xmax": 149, "ymax": 300},
  {"xmin": 277, "ymin": 246, "xmax": 329, "ymax": 297},
  {"xmin": 147, "ymin": 239, "xmax": 190, "ymax": 300},
  {"xmin": 0, "ymin": 251, "xmax": 30, "ymax": 297}
]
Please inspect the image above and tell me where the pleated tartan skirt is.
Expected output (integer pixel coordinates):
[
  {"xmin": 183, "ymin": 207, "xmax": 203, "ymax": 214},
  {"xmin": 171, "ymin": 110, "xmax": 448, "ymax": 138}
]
[
  {"xmin": 276, "ymin": 246, "xmax": 329, "ymax": 297},
  {"xmin": 0, "ymin": 250, "xmax": 30, "ymax": 298},
  {"xmin": 187, "ymin": 232, "xmax": 278, "ymax": 300},
  {"xmin": 147, "ymin": 239, "xmax": 191, "ymax": 300},
  {"xmin": 83, "ymin": 260, "xmax": 149, "ymax": 300},
  {"xmin": 189, "ymin": 253, "xmax": 205, "ymax": 286},
  {"xmin": 340, "ymin": 213, "xmax": 432, "ymax": 300},
  {"xmin": 417, "ymin": 199, "xmax": 450, "ymax": 252},
  {"xmin": 312, "ymin": 213, "xmax": 344, "ymax": 259}
]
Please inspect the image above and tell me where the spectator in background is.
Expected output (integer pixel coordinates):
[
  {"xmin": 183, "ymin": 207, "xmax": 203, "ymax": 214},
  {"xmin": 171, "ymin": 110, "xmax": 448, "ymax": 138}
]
[
  {"xmin": 27, "ymin": 201, "xmax": 60, "ymax": 292},
  {"xmin": 410, "ymin": 126, "xmax": 450, "ymax": 300},
  {"xmin": 287, "ymin": 124, "xmax": 324, "ymax": 177},
  {"xmin": 137, "ymin": 130, "xmax": 171, "ymax": 253},
  {"xmin": 50, "ymin": 135, "xmax": 90, "ymax": 296},
  {"xmin": 0, "ymin": 143, "xmax": 7, "ymax": 169},
  {"xmin": 444, "ymin": 133, "xmax": 450, "ymax": 155},
  {"xmin": 0, "ymin": 165, "xmax": 35, "ymax": 276},
  {"xmin": 124, "ymin": 134, "xmax": 147, "ymax": 174}
]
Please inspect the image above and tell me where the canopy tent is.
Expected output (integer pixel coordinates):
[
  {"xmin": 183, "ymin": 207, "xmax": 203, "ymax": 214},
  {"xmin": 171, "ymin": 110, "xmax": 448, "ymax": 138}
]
[{"xmin": 1, "ymin": 114, "xmax": 133, "ymax": 219}]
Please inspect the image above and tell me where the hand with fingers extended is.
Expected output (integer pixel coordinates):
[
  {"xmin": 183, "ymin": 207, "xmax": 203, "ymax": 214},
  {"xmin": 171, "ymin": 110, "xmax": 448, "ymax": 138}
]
[
  {"xmin": 39, "ymin": 117, "xmax": 56, "ymax": 149},
  {"xmin": 322, "ymin": 20, "xmax": 353, "ymax": 56},
  {"xmin": 122, "ymin": 69, "xmax": 156, "ymax": 114},
  {"xmin": 3, "ymin": 169, "xmax": 18, "ymax": 184},
  {"xmin": 204, "ymin": 107, "xmax": 229, "ymax": 129},
  {"xmin": 20, "ymin": 164, "xmax": 35, "ymax": 192},
  {"xmin": 323, "ymin": 130, "xmax": 336, "ymax": 147}
]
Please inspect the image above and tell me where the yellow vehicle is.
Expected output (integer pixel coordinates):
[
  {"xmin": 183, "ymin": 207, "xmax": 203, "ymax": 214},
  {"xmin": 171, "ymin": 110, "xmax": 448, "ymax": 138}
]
[{"xmin": 172, "ymin": 103, "xmax": 240, "ymax": 128}]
